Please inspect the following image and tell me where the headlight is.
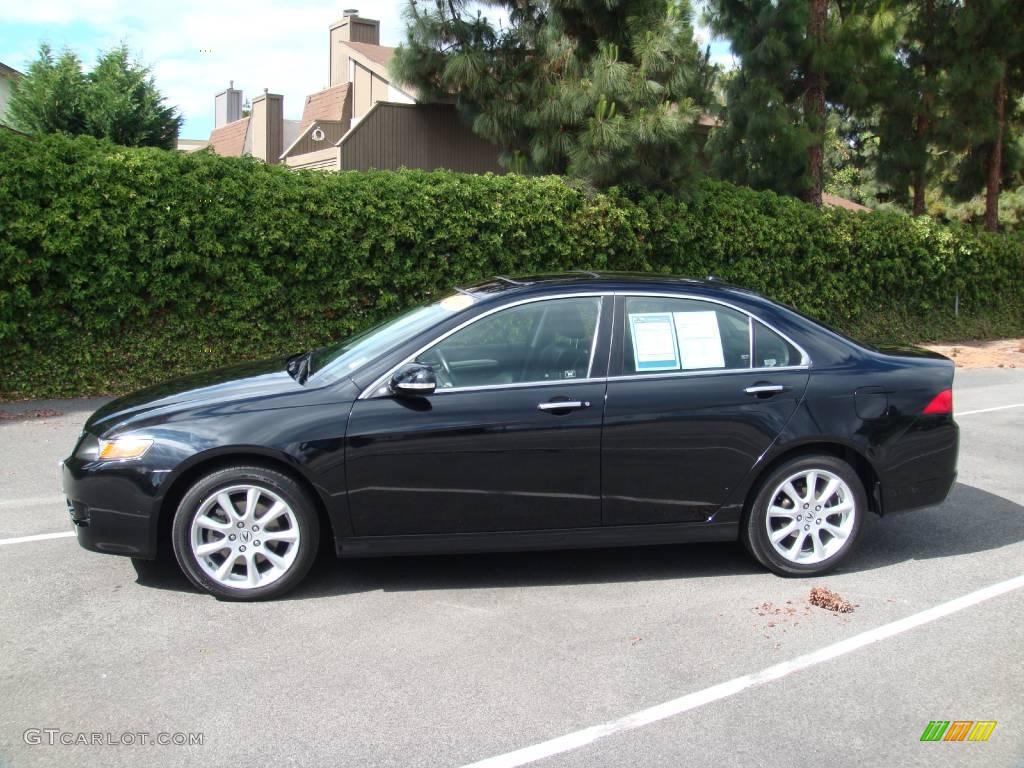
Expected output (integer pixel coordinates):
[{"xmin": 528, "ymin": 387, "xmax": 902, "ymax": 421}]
[{"xmin": 97, "ymin": 436, "xmax": 154, "ymax": 461}]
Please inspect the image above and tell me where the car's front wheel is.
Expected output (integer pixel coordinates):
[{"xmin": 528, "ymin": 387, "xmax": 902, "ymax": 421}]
[
  {"xmin": 743, "ymin": 455, "xmax": 865, "ymax": 576},
  {"xmin": 172, "ymin": 465, "xmax": 320, "ymax": 600}
]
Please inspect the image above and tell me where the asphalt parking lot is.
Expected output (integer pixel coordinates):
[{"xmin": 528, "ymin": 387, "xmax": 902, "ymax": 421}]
[{"xmin": 1, "ymin": 369, "xmax": 1022, "ymax": 768}]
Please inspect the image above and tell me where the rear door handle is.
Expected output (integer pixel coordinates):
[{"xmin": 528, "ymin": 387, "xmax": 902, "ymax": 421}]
[
  {"xmin": 744, "ymin": 384, "xmax": 787, "ymax": 396},
  {"xmin": 538, "ymin": 400, "xmax": 590, "ymax": 411}
]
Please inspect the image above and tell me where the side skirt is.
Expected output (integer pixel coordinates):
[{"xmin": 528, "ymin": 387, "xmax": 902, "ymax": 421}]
[{"xmin": 336, "ymin": 521, "xmax": 739, "ymax": 558}]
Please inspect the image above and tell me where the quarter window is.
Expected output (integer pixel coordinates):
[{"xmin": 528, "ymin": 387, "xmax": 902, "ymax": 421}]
[
  {"xmin": 418, "ymin": 297, "xmax": 601, "ymax": 389},
  {"xmin": 753, "ymin": 320, "xmax": 803, "ymax": 368},
  {"xmin": 622, "ymin": 297, "xmax": 751, "ymax": 374}
]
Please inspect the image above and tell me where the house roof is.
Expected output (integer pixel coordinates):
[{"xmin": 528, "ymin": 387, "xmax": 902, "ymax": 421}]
[
  {"xmin": 300, "ymin": 83, "xmax": 350, "ymax": 131},
  {"xmin": 208, "ymin": 117, "xmax": 250, "ymax": 157},
  {"xmin": 344, "ymin": 41, "xmax": 395, "ymax": 69},
  {"xmin": 0, "ymin": 62, "xmax": 23, "ymax": 79},
  {"xmin": 822, "ymin": 193, "xmax": 871, "ymax": 213}
]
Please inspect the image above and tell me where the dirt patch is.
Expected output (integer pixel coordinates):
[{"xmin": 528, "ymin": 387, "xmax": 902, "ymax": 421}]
[
  {"xmin": 808, "ymin": 586, "xmax": 856, "ymax": 613},
  {"xmin": 923, "ymin": 338, "xmax": 1024, "ymax": 369},
  {"xmin": 0, "ymin": 408, "xmax": 64, "ymax": 422}
]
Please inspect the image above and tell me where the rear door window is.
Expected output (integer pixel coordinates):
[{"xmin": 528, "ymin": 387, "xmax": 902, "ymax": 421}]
[{"xmin": 622, "ymin": 297, "xmax": 751, "ymax": 374}]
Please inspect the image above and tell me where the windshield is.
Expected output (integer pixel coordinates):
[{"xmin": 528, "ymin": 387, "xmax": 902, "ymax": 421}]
[{"xmin": 310, "ymin": 293, "xmax": 477, "ymax": 378}]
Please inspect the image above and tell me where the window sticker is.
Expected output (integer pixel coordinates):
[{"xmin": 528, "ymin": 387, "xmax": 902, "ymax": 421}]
[
  {"xmin": 672, "ymin": 311, "xmax": 726, "ymax": 370},
  {"xmin": 629, "ymin": 313, "xmax": 680, "ymax": 372}
]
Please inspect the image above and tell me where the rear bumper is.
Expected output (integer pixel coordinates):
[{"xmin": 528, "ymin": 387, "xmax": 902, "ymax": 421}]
[
  {"xmin": 880, "ymin": 418, "xmax": 959, "ymax": 515},
  {"xmin": 62, "ymin": 458, "xmax": 162, "ymax": 559},
  {"xmin": 881, "ymin": 471, "xmax": 957, "ymax": 516}
]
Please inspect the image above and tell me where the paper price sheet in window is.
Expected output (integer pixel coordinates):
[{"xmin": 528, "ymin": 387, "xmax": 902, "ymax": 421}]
[{"xmin": 629, "ymin": 311, "xmax": 726, "ymax": 372}]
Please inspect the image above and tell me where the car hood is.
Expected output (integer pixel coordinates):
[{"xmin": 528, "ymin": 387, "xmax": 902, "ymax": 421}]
[{"xmin": 85, "ymin": 356, "xmax": 303, "ymax": 435}]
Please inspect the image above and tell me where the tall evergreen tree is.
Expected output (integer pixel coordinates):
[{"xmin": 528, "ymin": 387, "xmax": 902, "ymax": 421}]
[
  {"xmin": 9, "ymin": 43, "xmax": 182, "ymax": 149},
  {"xmin": 870, "ymin": 0, "xmax": 951, "ymax": 215},
  {"xmin": 705, "ymin": 1, "xmax": 893, "ymax": 205},
  {"xmin": 940, "ymin": 0, "xmax": 1024, "ymax": 231},
  {"xmin": 7, "ymin": 44, "xmax": 89, "ymax": 136},
  {"xmin": 391, "ymin": 0, "xmax": 715, "ymax": 190}
]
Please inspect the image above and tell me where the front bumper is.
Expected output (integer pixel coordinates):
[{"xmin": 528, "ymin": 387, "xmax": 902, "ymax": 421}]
[{"xmin": 61, "ymin": 457, "xmax": 163, "ymax": 559}]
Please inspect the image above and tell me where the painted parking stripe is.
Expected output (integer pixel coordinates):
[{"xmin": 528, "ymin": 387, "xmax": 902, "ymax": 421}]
[
  {"xmin": 957, "ymin": 403, "xmax": 1024, "ymax": 416},
  {"xmin": 0, "ymin": 531, "xmax": 76, "ymax": 546},
  {"xmin": 458, "ymin": 573, "xmax": 1024, "ymax": 768},
  {"xmin": 0, "ymin": 495, "xmax": 65, "ymax": 510}
]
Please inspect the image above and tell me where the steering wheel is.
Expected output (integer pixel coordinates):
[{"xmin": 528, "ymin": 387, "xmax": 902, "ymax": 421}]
[
  {"xmin": 435, "ymin": 347, "xmax": 453, "ymax": 378},
  {"xmin": 421, "ymin": 348, "xmax": 454, "ymax": 387}
]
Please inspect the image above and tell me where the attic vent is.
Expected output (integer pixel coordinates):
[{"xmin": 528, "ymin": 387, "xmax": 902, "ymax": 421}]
[{"xmin": 311, "ymin": 127, "xmax": 326, "ymax": 141}]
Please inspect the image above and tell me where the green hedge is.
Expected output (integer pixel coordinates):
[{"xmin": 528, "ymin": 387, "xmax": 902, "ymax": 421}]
[{"xmin": 1, "ymin": 131, "xmax": 1022, "ymax": 399}]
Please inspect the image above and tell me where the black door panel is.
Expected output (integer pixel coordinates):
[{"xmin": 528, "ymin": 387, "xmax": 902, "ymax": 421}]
[
  {"xmin": 346, "ymin": 382, "xmax": 606, "ymax": 535},
  {"xmin": 602, "ymin": 371, "xmax": 808, "ymax": 524}
]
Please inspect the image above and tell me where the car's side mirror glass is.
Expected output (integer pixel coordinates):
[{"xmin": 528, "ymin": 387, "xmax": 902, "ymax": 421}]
[{"xmin": 390, "ymin": 363, "xmax": 437, "ymax": 397}]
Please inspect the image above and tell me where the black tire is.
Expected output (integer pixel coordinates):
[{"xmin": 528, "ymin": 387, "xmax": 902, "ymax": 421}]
[
  {"xmin": 171, "ymin": 465, "xmax": 320, "ymax": 600},
  {"xmin": 742, "ymin": 455, "xmax": 865, "ymax": 577}
]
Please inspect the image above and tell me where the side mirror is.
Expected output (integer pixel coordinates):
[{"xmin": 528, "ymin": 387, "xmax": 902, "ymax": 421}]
[{"xmin": 390, "ymin": 363, "xmax": 437, "ymax": 397}]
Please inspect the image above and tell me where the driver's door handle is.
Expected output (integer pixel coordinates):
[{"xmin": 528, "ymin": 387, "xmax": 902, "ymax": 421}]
[
  {"xmin": 538, "ymin": 400, "xmax": 590, "ymax": 411},
  {"xmin": 744, "ymin": 384, "xmax": 787, "ymax": 396}
]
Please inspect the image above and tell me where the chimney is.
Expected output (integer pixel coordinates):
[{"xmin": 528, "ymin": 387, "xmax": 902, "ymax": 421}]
[
  {"xmin": 214, "ymin": 81, "xmax": 242, "ymax": 127},
  {"xmin": 250, "ymin": 89, "xmax": 284, "ymax": 164},
  {"xmin": 329, "ymin": 10, "xmax": 381, "ymax": 86}
]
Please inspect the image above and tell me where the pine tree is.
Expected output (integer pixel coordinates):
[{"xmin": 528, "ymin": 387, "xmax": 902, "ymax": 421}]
[
  {"xmin": 940, "ymin": 0, "xmax": 1024, "ymax": 231},
  {"xmin": 7, "ymin": 44, "xmax": 88, "ymax": 136},
  {"xmin": 9, "ymin": 43, "xmax": 182, "ymax": 149},
  {"xmin": 705, "ymin": 1, "xmax": 893, "ymax": 205},
  {"xmin": 871, "ymin": 0, "xmax": 951, "ymax": 215},
  {"xmin": 391, "ymin": 0, "xmax": 715, "ymax": 190}
]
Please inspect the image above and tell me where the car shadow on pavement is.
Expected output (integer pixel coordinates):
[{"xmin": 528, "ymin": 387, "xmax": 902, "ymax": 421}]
[
  {"xmin": 129, "ymin": 482, "xmax": 1022, "ymax": 600},
  {"xmin": 845, "ymin": 481, "xmax": 1024, "ymax": 572}
]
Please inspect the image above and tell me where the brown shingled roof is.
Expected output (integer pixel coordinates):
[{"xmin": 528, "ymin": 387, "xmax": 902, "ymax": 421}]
[
  {"xmin": 344, "ymin": 41, "xmax": 396, "ymax": 69},
  {"xmin": 301, "ymin": 83, "xmax": 351, "ymax": 131},
  {"xmin": 208, "ymin": 117, "xmax": 250, "ymax": 157}
]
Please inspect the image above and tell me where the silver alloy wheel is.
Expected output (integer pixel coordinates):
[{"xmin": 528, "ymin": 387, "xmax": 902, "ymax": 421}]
[
  {"xmin": 764, "ymin": 468, "xmax": 856, "ymax": 565},
  {"xmin": 190, "ymin": 484, "xmax": 301, "ymax": 590}
]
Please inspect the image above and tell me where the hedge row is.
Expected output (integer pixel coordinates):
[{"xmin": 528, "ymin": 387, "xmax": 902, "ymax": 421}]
[{"xmin": 1, "ymin": 130, "xmax": 1022, "ymax": 399}]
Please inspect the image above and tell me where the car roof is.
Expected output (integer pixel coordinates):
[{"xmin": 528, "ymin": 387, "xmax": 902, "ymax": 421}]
[{"xmin": 462, "ymin": 271, "xmax": 743, "ymax": 298}]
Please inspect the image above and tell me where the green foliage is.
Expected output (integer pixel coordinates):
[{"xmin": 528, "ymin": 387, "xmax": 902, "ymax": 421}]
[
  {"xmin": 8, "ymin": 43, "xmax": 182, "ymax": 149},
  {"xmin": 391, "ymin": 0, "xmax": 715, "ymax": 190},
  {"xmin": 7, "ymin": 44, "xmax": 89, "ymax": 135},
  {"xmin": 1, "ymin": 131, "xmax": 1022, "ymax": 399},
  {"xmin": 705, "ymin": 0, "xmax": 896, "ymax": 203}
]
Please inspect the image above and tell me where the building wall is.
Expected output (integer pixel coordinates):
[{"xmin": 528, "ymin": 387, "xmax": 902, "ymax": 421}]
[
  {"xmin": 285, "ymin": 147, "xmax": 340, "ymax": 171},
  {"xmin": 251, "ymin": 93, "xmax": 284, "ymax": 164},
  {"xmin": 353, "ymin": 65, "xmax": 373, "ymax": 120},
  {"xmin": 285, "ymin": 121, "xmax": 348, "ymax": 158},
  {"xmin": 0, "ymin": 76, "xmax": 13, "ymax": 125},
  {"xmin": 339, "ymin": 103, "xmax": 504, "ymax": 174}
]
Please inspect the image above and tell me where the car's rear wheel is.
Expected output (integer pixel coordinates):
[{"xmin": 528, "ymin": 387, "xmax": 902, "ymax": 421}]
[
  {"xmin": 172, "ymin": 465, "xmax": 319, "ymax": 600},
  {"xmin": 743, "ymin": 455, "xmax": 865, "ymax": 576}
]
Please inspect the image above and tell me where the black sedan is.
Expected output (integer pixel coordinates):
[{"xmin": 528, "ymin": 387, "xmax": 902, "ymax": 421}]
[{"xmin": 62, "ymin": 273, "xmax": 959, "ymax": 600}]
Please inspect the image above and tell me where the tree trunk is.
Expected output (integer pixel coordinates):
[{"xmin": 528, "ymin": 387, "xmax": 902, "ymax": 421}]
[
  {"xmin": 912, "ymin": 0, "xmax": 934, "ymax": 217},
  {"xmin": 803, "ymin": 0, "xmax": 827, "ymax": 207},
  {"xmin": 985, "ymin": 73, "xmax": 1006, "ymax": 232},
  {"xmin": 912, "ymin": 172, "xmax": 927, "ymax": 216}
]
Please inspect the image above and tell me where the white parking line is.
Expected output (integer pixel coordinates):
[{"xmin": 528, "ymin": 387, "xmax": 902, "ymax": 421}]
[
  {"xmin": 0, "ymin": 495, "xmax": 65, "ymax": 510},
  {"xmin": 458, "ymin": 573, "xmax": 1024, "ymax": 768},
  {"xmin": 0, "ymin": 531, "xmax": 76, "ymax": 546},
  {"xmin": 957, "ymin": 403, "xmax": 1024, "ymax": 416}
]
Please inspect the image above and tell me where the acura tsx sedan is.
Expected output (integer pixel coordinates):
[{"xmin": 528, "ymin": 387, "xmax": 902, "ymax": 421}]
[{"xmin": 62, "ymin": 273, "xmax": 959, "ymax": 600}]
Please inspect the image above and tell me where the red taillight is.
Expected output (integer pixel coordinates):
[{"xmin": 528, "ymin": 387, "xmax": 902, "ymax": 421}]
[{"xmin": 922, "ymin": 389, "xmax": 953, "ymax": 415}]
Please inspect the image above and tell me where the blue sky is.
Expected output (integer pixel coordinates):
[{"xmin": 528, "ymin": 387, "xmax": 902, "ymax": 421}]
[{"xmin": 0, "ymin": 1, "xmax": 733, "ymax": 140}]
